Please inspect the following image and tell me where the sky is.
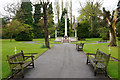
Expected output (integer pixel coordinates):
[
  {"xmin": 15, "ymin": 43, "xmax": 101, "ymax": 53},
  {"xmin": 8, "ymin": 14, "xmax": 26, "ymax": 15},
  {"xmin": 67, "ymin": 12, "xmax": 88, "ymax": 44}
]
[{"xmin": 0, "ymin": 0, "xmax": 118, "ymax": 23}]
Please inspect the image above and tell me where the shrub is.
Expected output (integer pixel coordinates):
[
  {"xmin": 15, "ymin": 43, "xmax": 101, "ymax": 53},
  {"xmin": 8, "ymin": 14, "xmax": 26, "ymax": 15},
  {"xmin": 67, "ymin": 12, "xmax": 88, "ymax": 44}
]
[
  {"xmin": 41, "ymin": 44, "xmax": 47, "ymax": 48},
  {"xmin": 98, "ymin": 27, "xmax": 109, "ymax": 40},
  {"xmin": 118, "ymin": 37, "xmax": 120, "ymax": 41},
  {"xmin": 77, "ymin": 21, "xmax": 90, "ymax": 40},
  {"xmin": 15, "ymin": 24, "xmax": 34, "ymax": 41},
  {"xmin": 15, "ymin": 31, "xmax": 34, "ymax": 41}
]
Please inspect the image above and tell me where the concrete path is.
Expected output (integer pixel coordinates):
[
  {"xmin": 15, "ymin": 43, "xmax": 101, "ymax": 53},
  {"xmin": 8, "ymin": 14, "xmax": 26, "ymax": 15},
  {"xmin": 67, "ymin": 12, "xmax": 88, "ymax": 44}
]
[{"xmin": 24, "ymin": 44, "xmax": 106, "ymax": 78}]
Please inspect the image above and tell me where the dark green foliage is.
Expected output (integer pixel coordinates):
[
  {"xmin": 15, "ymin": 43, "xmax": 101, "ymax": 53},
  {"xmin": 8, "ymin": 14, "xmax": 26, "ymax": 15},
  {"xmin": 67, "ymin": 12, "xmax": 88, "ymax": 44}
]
[
  {"xmin": 32, "ymin": 23, "xmax": 44, "ymax": 38},
  {"xmin": 15, "ymin": 31, "xmax": 33, "ymax": 41},
  {"xmin": 15, "ymin": 23, "xmax": 34, "ymax": 41},
  {"xmin": 98, "ymin": 7, "xmax": 111, "ymax": 40},
  {"xmin": 14, "ymin": 0, "xmax": 34, "ymax": 41},
  {"xmin": 33, "ymin": 2, "xmax": 54, "ymax": 38},
  {"xmin": 16, "ymin": 1, "xmax": 33, "ymax": 25},
  {"xmin": 33, "ymin": 3, "xmax": 43, "ymax": 38},
  {"xmin": 77, "ymin": 21, "xmax": 90, "ymax": 40},
  {"xmin": 47, "ymin": 2, "xmax": 53, "ymax": 14},
  {"xmin": 90, "ymin": 18, "xmax": 100, "ymax": 38},
  {"xmin": 78, "ymin": 1, "xmax": 102, "ymax": 38},
  {"xmin": 41, "ymin": 44, "xmax": 47, "ymax": 48},
  {"xmin": 47, "ymin": 2, "xmax": 55, "ymax": 38},
  {"xmin": 34, "ymin": 4, "xmax": 42, "ymax": 24},
  {"xmin": 57, "ymin": 8, "xmax": 70, "ymax": 37},
  {"xmin": 116, "ymin": 21, "xmax": 120, "ymax": 37},
  {"xmin": 2, "ymin": 17, "xmax": 7, "ymax": 28},
  {"xmin": 98, "ymin": 27, "xmax": 109, "ymax": 40},
  {"xmin": 2, "ymin": 17, "xmax": 8, "ymax": 39}
]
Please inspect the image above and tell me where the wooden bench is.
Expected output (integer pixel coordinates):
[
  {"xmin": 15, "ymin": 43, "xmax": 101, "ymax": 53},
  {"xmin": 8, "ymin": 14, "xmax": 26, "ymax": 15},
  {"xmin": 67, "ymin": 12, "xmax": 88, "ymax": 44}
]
[
  {"xmin": 86, "ymin": 49, "xmax": 111, "ymax": 76},
  {"xmin": 7, "ymin": 50, "xmax": 36, "ymax": 78},
  {"xmin": 76, "ymin": 43, "xmax": 84, "ymax": 51}
]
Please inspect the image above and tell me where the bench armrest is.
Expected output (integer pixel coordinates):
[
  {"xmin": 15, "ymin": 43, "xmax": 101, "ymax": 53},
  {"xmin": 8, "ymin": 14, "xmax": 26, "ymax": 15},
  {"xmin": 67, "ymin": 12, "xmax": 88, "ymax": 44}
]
[
  {"xmin": 24, "ymin": 55, "xmax": 34, "ymax": 61},
  {"xmin": 93, "ymin": 59, "xmax": 104, "ymax": 63},
  {"xmin": 24, "ymin": 56, "xmax": 34, "ymax": 58},
  {"xmin": 24, "ymin": 53, "xmax": 37, "ymax": 55},
  {"xmin": 86, "ymin": 53, "xmax": 96, "ymax": 55},
  {"xmin": 10, "ymin": 62, "xmax": 24, "ymax": 64}
]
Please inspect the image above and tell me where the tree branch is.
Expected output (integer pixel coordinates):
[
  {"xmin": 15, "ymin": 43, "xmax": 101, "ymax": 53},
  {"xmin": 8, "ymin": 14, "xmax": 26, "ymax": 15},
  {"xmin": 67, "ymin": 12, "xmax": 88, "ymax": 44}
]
[
  {"xmin": 79, "ymin": 1, "xmax": 91, "ymax": 16},
  {"xmin": 106, "ymin": 17, "xmax": 111, "ymax": 26},
  {"xmin": 116, "ymin": 17, "xmax": 120, "ymax": 24}
]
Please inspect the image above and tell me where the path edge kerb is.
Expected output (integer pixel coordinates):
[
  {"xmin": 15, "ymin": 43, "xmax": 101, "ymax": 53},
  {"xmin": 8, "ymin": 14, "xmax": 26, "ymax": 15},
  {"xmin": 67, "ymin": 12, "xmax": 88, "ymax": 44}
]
[{"xmin": 35, "ymin": 45, "xmax": 54, "ymax": 60}]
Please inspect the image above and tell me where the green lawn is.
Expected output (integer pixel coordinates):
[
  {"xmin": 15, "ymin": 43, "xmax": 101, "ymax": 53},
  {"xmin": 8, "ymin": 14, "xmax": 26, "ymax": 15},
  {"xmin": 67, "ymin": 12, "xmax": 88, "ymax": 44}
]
[
  {"xmin": 33, "ymin": 38, "xmax": 61, "ymax": 44},
  {"xmin": 1, "ymin": 39, "xmax": 53, "ymax": 79},
  {"xmin": 1, "ymin": 38, "xmax": 119, "ymax": 79},
  {"xmin": 71, "ymin": 38, "xmax": 102, "ymax": 44}
]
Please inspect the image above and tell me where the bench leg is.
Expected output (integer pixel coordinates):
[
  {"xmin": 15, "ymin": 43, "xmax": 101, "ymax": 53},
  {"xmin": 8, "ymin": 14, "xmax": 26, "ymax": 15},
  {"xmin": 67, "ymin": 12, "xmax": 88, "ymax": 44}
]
[
  {"xmin": 20, "ymin": 64, "xmax": 24, "ymax": 78},
  {"xmin": 22, "ymin": 75, "xmax": 24, "ymax": 78},
  {"xmin": 86, "ymin": 57, "xmax": 89, "ymax": 64},
  {"xmin": 32, "ymin": 62, "xmax": 34, "ymax": 68},
  {"xmin": 105, "ymin": 70, "xmax": 107, "ymax": 77},
  {"xmin": 94, "ymin": 65, "xmax": 97, "ymax": 76},
  {"xmin": 94, "ymin": 71, "xmax": 97, "ymax": 76}
]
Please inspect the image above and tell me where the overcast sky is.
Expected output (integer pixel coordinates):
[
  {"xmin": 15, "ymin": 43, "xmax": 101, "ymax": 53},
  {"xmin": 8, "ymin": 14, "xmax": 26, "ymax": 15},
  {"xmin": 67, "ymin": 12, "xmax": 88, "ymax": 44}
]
[{"xmin": 0, "ymin": 0, "xmax": 118, "ymax": 23}]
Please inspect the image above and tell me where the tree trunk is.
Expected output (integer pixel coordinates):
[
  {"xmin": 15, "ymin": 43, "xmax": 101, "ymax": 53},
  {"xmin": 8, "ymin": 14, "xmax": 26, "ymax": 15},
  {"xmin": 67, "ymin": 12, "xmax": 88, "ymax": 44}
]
[
  {"xmin": 10, "ymin": 35, "xmax": 12, "ymax": 42},
  {"xmin": 91, "ymin": 2, "xmax": 93, "ymax": 33},
  {"xmin": 43, "ymin": 5, "xmax": 50, "ymax": 48},
  {"xmin": 10, "ymin": 33, "xmax": 13, "ymax": 42},
  {"xmin": 109, "ymin": 25, "xmax": 117, "ymax": 46}
]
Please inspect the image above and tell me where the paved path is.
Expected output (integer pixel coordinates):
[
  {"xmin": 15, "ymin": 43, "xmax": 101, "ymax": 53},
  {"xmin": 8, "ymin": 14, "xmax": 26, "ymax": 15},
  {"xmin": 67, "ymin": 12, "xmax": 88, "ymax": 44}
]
[{"xmin": 24, "ymin": 44, "xmax": 106, "ymax": 78}]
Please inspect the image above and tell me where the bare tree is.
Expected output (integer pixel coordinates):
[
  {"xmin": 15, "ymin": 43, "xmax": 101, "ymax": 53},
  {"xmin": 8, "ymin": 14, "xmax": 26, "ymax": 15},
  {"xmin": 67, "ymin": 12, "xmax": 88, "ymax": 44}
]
[
  {"xmin": 106, "ymin": 9, "xmax": 120, "ymax": 46},
  {"xmin": 3, "ymin": 2, "xmax": 21, "ymax": 19}
]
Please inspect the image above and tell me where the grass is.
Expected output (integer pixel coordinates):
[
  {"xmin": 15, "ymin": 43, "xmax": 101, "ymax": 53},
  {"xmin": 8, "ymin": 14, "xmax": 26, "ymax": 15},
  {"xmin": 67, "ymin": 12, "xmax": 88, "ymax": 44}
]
[
  {"xmin": 107, "ymin": 61, "xmax": 119, "ymax": 79},
  {"xmin": 83, "ymin": 43, "xmax": 119, "ymax": 60},
  {"xmin": 1, "ymin": 39, "xmax": 53, "ymax": 79},
  {"xmin": 1, "ymin": 38, "xmax": 119, "ymax": 79},
  {"xmin": 33, "ymin": 38, "xmax": 61, "ymax": 44},
  {"xmin": 71, "ymin": 38, "xmax": 102, "ymax": 44}
]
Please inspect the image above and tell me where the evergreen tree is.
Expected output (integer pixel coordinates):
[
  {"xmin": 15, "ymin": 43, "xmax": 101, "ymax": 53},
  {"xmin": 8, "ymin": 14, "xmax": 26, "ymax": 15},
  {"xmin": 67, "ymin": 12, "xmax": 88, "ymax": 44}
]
[
  {"xmin": 34, "ymin": 4, "xmax": 42, "ymax": 24},
  {"xmin": 15, "ymin": 0, "xmax": 34, "ymax": 41},
  {"xmin": 33, "ymin": 3, "xmax": 43, "ymax": 38},
  {"xmin": 47, "ymin": 2, "xmax": 55, "ymax": 38},
  {"xmin": 16, "ymin": 0, "xmax": 33, "ymax": 25},
  {"xmin": 57, "ymin": 8, "xmax": 70, "ymax": 37},
  {"xmin": 98, "ymin": 7, "xmax": 111, "ymax": 40}
]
